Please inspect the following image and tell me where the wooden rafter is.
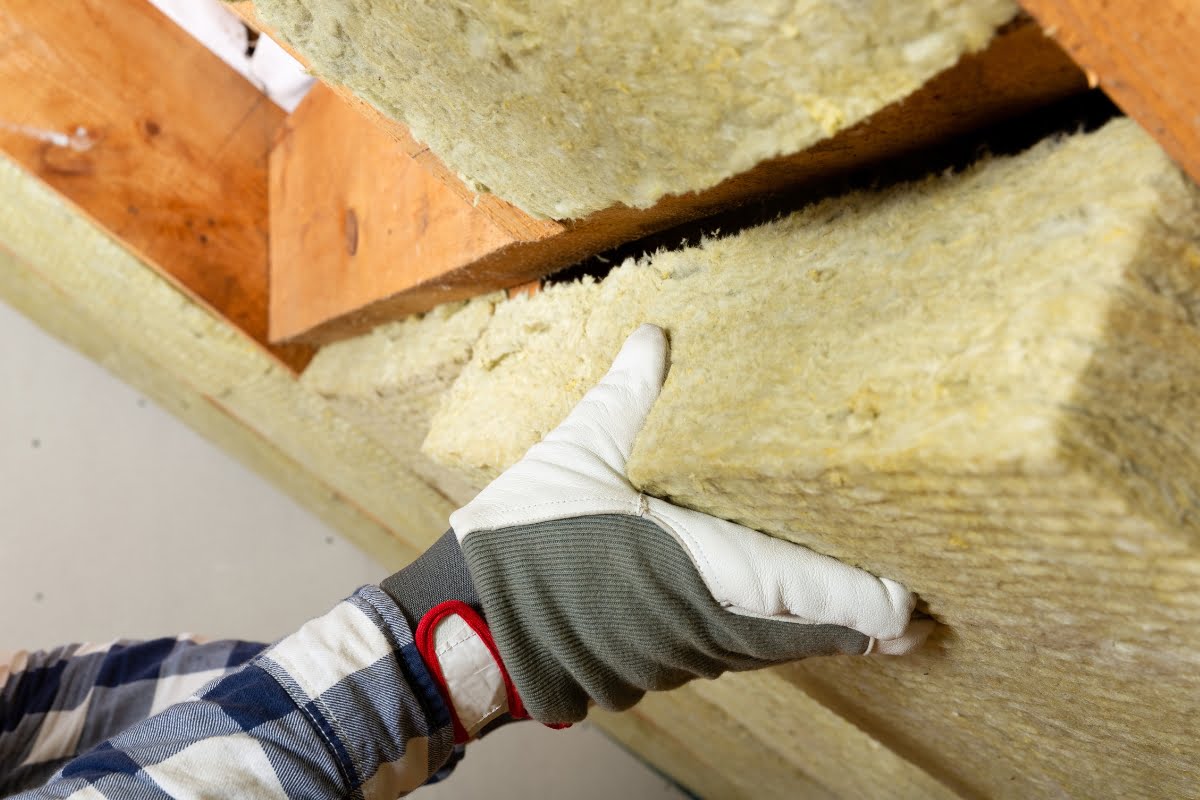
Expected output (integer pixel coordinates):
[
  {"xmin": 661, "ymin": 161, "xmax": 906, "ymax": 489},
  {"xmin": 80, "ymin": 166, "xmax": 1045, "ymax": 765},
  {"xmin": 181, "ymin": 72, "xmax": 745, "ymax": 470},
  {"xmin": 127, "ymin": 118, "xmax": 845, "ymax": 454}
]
[
  {"xmin": 1019, "ymin": 0, "xmax": 1200, "ymax": 186},
  {"xmin": 0, "ymin": 0, "xmax": 311, "ymax": 371},
  {"xmin": 225, "ymin": 0, "xmax": 561, "ymax": 244},
  {"xmin": 3, "ymin": 4, "xmax": 1194, "ymax": 797},
  {"xmin": 269, "ymin": 85, "xmax": 520, "ymax": 343}
]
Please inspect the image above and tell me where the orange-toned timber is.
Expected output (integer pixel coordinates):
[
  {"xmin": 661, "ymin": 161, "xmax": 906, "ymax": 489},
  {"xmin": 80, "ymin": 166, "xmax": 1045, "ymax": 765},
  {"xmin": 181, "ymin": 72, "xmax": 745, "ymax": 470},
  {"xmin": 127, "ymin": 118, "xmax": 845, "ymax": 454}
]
[
  {"xmin": 269, "ymin": 85, "xmax": 518, "ymax": 344},
  {"xmin": 0, "ymin": 0, "xmax": 311, "ymax": 371},
  {"xmin": 226, "ymin": 0, "xmax": 558, "ymax": 245},
  {"xmin": 1019, "ymin": 0, "xmax": 1200, "ymax": 187}
]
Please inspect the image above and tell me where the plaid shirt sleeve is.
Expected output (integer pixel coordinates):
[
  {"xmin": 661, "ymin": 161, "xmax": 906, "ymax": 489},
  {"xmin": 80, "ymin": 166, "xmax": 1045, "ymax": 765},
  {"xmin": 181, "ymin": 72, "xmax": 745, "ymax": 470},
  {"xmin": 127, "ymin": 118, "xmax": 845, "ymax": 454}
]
[
  {"xmin": 1, "ymin": 635, "xmax": 266, "ymax": 795},
  {"xmin": 3, "ymin": 586, "xmax": 458, "ymax": 800}
]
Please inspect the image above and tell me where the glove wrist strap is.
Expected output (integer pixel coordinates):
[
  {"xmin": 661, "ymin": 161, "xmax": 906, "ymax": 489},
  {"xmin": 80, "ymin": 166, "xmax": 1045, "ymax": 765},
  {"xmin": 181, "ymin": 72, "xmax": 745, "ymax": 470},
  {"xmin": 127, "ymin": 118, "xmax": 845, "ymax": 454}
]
[{"xmin": 415, "ymin": 600, "xmax": 569, "ymax": 744}]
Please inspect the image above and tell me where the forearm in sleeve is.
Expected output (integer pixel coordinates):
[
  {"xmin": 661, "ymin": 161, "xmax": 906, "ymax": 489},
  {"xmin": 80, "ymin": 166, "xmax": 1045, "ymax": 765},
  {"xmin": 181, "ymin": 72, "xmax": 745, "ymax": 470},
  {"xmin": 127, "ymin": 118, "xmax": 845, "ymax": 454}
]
[
  {"xmin": 10, "ymin": 587, "xmax": 456, "ymax": 800},
  {"xmin": 1, "ymin": 637, "xmax": 265, "ymax": 795}
]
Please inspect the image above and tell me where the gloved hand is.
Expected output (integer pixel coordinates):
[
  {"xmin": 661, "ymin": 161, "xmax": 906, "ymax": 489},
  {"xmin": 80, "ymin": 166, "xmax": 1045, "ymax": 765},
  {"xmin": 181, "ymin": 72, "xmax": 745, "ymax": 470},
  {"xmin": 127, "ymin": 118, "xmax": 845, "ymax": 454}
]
[{"xmin": 382, "ymin": 324, "xmax": 932, "ymax": 740}]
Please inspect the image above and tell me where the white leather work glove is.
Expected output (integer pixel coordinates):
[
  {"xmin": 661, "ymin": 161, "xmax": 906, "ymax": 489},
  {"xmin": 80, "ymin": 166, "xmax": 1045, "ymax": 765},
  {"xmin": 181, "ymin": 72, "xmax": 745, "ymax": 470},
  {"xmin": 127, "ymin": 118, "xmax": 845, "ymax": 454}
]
[{"xmin": 383, "ymin": 324, "xmax": 932, "ymax": 735}]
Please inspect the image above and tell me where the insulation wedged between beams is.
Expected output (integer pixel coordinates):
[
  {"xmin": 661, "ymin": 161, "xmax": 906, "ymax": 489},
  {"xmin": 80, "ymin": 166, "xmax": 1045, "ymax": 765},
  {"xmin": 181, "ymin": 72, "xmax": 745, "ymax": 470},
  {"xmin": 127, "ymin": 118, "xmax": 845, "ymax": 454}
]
[
  {"xmin": 249, "ymin": 0, "xmax": 1017, "ymax": 219},
  {"xmin": 302, "ymin": 295, "xmax": 499, "ymax": 507},
  {"xmin": 426, "ymin": 118, "xmax": 1200, "ymax": 539},
  {"xmin": 422, "ymin": 118, "xmax": 1200, "ymax": 797}
]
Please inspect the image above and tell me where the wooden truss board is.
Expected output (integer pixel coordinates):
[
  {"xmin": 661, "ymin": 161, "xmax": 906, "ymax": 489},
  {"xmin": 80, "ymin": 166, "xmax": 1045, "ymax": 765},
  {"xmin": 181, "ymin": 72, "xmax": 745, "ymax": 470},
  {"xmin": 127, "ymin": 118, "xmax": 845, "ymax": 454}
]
[
  {"xmin": 0, "ymin": 0, "xmax": 312, "ymax": 370},
  {"xmin": 1020, "ymin": 0, "xmax": 1200, "ymax": 187}
]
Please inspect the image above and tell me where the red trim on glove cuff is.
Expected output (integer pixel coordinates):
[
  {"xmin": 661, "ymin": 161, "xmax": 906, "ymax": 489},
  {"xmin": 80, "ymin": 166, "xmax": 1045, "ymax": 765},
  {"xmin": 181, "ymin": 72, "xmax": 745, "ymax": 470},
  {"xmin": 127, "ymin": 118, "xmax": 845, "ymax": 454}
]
[{"xmin": 415, "ymin": 600, "xmax": 570, "ymax": 744}]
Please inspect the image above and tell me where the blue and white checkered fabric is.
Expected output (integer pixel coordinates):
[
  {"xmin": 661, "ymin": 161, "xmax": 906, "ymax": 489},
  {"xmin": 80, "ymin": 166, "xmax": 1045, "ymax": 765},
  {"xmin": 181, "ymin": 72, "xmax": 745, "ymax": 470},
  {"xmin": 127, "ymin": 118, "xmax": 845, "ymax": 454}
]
[
  {"xmin": 2, "ymin": 587, "xmax": 457, "ymax": 799},
  {"xmin": 1, "ymin": 634, "xmax": 265, "ymax": 795}
]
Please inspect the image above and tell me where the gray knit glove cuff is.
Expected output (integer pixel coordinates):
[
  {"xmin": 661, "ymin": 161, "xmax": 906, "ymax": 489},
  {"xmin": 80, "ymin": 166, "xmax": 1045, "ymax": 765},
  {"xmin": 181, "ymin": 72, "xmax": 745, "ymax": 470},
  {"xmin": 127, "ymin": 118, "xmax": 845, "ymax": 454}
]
[{"xmin": 380, "ymin": 530, "xmax": 480, "ymax": 633}]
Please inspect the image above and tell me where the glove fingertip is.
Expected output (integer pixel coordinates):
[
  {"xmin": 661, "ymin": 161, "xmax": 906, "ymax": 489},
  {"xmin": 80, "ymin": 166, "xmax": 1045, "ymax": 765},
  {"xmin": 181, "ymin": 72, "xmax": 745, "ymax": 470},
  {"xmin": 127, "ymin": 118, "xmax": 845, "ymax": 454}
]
[
  {"xmin": 868, "ymin": 618, "xmax": 937, "ymax": 656},
  {"xmin": 606, "ymin": 323, "xmax": 668, "ymax": 390}
]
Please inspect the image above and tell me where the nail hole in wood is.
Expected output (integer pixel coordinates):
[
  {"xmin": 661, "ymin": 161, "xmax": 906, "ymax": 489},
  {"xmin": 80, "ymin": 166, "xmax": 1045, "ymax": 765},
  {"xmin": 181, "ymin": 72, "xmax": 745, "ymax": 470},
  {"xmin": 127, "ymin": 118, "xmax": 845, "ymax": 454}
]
[{"xmin": 345, "ymin": 208, "xmax": 359, "ymax": 256}]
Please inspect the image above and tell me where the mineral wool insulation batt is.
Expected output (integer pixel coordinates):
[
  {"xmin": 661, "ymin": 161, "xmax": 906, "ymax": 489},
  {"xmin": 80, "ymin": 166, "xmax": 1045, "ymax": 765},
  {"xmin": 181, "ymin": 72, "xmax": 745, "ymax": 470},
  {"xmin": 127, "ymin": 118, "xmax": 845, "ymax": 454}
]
[
  {"xmin": 308, "ymin": 113, "xmax": 1200, "ymax": 797},
  {"xmin": 416, "ymin": 118, "xmax": 1200, "ymax": 796},
  {"xmin": 303, "ymin": 294, "xmax": 502, "ymax": 508},
  {"xmin": 249, "ymin": 0, "xmax": 1019, "ymax": 218},
  {"xmin": 426, "ymin": 117, "xmax": 1200, "ymax": 543}
]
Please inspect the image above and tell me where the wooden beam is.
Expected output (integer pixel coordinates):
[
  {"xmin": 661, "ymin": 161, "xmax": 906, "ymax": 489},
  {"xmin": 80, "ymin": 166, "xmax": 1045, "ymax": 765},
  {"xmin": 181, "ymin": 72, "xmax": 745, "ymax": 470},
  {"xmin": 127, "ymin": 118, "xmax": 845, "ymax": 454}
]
[
  {"xmin": 595, "ymin": 669, "xmax": 963, "ymax": 800},
  {"xmin": 0, "ymin": 0, "xmax": 311, "ymax": 371},
  {"xmin": 589, "ymin": 704, "xmax": 755, "ymax": 800},
  {"xmin": 595, "ymin": 688, "xmax": 837, "ymax": 800},
  {"xmin": 269, "ymin": 85, "xmax": 519, "ymax": 343},
  {"xmin": 0, "ymin": 152, "xmax": 451, "ymax": 565},
  {"xmin": 225, "ymin": 0, "xmax": 561, "ymax": 244},
  {"xmin": 266, "ymin": 18, "xmax": 1087, "ymax": 344},
  {"xmin": 1018, "ymin": 0, "xmax": 1200, "ymax": 186},
  {"xmin": 687, "ymin": 671, "xmax": 958, "ymax": 799}
]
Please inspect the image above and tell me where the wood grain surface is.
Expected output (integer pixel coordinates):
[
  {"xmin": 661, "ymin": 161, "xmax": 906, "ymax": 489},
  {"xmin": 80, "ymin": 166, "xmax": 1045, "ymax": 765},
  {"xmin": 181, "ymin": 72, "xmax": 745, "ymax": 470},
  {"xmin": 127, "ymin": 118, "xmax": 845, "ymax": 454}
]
[
  {"xmin": 1019, "ymin": 0, "xmax": 1200, "ymax": 184},
  {"xmin": 0, "ymin": 154, "xmax": 451, "ymax": 568},
  {"xmin": 0, "ymin": 0, "xmax": 311, "ymax": 371},
  {"xmin": 269, "ymin": 85, "xmax": 517, "ymax": 342},
  {"xmin": 226, "ymin": 0, "xmax": 562, "ymax": 244}
]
